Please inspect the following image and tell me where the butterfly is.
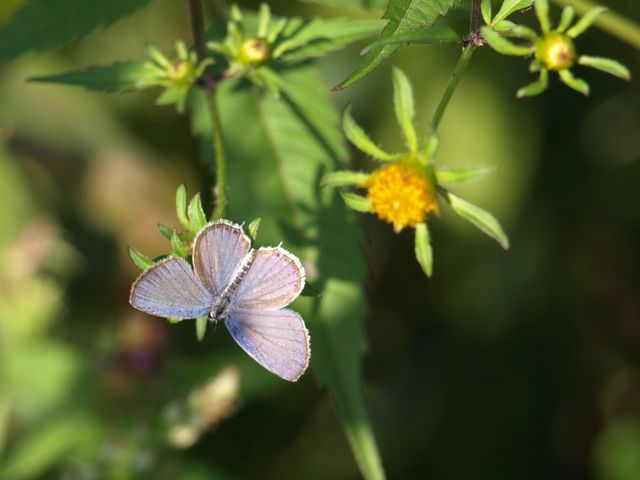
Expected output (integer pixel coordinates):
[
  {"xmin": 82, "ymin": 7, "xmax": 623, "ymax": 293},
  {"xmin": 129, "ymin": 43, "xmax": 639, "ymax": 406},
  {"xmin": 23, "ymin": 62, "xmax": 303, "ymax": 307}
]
[{"xmin": 129, "ymin": 220, "xmax": 310, "ymax": 381}]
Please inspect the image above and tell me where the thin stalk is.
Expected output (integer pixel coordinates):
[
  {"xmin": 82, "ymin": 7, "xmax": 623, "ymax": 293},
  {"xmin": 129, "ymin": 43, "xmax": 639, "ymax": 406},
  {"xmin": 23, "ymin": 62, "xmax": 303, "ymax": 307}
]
[
  {"xmin": 430, "ymin": 45, "xmax": 476, "ymax": 132},
  {"xmin": 188, "ymin": 0, "xmax": 227, "ymax": 218},
  {"xmin": 551, "ymin": 0, "xmax": 640, "ymax": 49}
]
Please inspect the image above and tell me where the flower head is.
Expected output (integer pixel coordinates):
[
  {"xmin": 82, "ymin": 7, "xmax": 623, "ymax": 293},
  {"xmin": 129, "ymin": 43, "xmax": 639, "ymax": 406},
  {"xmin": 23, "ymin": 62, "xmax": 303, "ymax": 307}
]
[
  {"xmin": 367, "ymin": 163, "xmax": 439, "ymax": 233},
  {"xmin": 140, "ymin": 41, "xmax": 213, "ymax": 112},
  {"xmin": 322, "ymin": 68, "xmax": 508, "ymax": 277},
  {"xmin": 481, "ymin": 0, "xmax": 631, "ymax": 97}
]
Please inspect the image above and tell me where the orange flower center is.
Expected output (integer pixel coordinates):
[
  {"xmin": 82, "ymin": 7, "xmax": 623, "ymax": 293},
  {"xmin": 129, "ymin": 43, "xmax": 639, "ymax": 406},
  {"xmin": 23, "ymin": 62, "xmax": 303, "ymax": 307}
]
[{"xmin": 366, "ymin": 163, "xmax": 438, "ymax": 233}]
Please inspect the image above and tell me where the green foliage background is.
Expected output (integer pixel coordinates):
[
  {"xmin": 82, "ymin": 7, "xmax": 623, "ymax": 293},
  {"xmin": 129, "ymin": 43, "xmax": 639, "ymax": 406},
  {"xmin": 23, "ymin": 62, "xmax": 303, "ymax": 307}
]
[{"xmin": 1, "ymin": 0, "xmax": 640, "ymax": 479}]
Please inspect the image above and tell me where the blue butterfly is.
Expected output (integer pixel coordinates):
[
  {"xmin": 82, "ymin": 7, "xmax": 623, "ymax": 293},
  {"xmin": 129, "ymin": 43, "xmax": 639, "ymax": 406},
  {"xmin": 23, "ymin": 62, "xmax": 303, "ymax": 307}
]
[{"xmin": 130, "ymin": 220, "xmax": 310, "ymax": 381}]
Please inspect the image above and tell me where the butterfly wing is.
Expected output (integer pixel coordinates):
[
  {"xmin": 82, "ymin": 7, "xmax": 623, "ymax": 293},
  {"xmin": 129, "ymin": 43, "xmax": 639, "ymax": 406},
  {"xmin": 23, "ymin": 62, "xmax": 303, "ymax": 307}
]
[
  {"xmin": 225, "ymin": 307, "xmax": 310, "ymax": 381},
  {"xmin": 130, "ymin": 257, "xmax": 212, "ymax": 319},
  {"xmin": 233, "ymin": 247, "xmax": 305, "ymax": 310},
  {"xmin": 193, "ymin": 220, "xmax": 251, "ymax": 296}
]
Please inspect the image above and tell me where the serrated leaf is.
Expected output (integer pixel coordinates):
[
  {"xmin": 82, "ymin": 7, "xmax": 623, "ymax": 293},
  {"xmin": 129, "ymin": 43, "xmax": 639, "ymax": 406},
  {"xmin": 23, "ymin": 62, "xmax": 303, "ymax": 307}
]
[
  {"xmin": 341, "ymin": 192, "xmax": 373, "ymax": 212},
  {"xmin": 481, "ymin": 26, "xmax": 535, "ymax": 55},
  {"xmin": 187, "ymin": 193, "xmax": 207, "ymax": 232},
  {"xmin": 247, "ymin": 217, "xmax": 262, "ymax": 241},
  {"xmin": 127, "ymin": 246, "xmax": 155, "ymax": 271},
  {"xmin": 29, "ymin": 61, "xmax": 153, "ymax": 92},
  {"xmin": 578, "ymin": 55, "xmax": 631, "ymax": 80},
  {"xmin": 444, "ymin": 192, "xmax": 510, "ymax": 249},
  {"xmin": 195, "ymin": 316, "xmax": 208, "ymax": 342},
  {"xmin": 360, "ymin": 24, "xmax": 459, "ymax": 53},
  {"xmin": 321, "ymin": 171, "xmax": 371, "ymax": 188},
  {"xmin": 0, "ymin": 0, "xmax": 155, "ymax": 60},
  {"xmin": 192, "ymin": 63, "xmax": 385, "ymax": 479},
  {"xmin": 414, "ymin": 222, "xmax": 433, "ymax": 277},
  {"xmin": 492, "ymin": 0, "xmax": 534, "ymax": 25},
  {"xmin": 392, "ymin": 67, "xmax": 418, "ymax": 152},
  {"xmin": 335, "ymin": 0, "xmax": 461, "ymax": 90},
  {"xmin": 435, "ymin": 164, "xmax": 496, "ymax": 185},
  {"xmin": 176, "ymin": 184, "xmax": 189, "ymax": 229},
  {"xmin": 343, "ymin": 106, "xmax": 398, "ymax": 161}
]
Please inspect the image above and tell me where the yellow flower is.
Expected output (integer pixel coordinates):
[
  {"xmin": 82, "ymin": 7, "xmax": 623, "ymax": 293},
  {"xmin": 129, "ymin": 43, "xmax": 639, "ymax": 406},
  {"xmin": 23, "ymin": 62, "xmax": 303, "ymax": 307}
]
[{"xmin": 366, "ymin": 164, "xmax": 438, "ymax": 233}]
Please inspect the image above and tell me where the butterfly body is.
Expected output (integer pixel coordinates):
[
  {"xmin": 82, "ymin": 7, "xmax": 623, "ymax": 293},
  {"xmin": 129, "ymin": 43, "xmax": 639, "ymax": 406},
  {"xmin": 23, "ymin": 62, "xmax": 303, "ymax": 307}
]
[{"xmin": 129, "ymin": 220, "xmax": 310, "ymax": 381}]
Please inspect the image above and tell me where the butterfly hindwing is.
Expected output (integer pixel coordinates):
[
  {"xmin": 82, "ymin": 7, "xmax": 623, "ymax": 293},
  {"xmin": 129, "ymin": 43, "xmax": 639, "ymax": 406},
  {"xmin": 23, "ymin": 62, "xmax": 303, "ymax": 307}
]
[
  {"xmin": 225, "ymin": 307, "xmax": 310, "ymax": 382},
  {"xmin": 130, "ymin": 257, "xmax": 212, "ymax": 319},
  {"xmin": 233, "ymin": 247, "xmax": 305, "ymax": 310}
]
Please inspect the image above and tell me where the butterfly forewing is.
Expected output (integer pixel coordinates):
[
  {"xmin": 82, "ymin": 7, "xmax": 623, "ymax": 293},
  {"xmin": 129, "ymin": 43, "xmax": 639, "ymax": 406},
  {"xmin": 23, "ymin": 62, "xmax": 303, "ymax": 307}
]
[
  {"xmin": 193, "ymin": 220, "xmax": 251, "ymax": 297},
  {"xmin": 225, "ymin": 307, "xmax": 310, "ymax": 381},
  {"xmin": 233, "ymin": 247, "xmax": 305, "ymax": 310},
  {"xmin": 130, "ymin": 257, "xmax": 212, "ymax": 319}
]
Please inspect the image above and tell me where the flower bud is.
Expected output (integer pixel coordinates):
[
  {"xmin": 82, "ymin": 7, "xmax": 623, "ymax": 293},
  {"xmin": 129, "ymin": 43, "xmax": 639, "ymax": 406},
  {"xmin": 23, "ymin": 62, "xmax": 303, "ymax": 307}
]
[
  {"xmin": 239, "ymin": 38, "xmax": 271, "ymax": 65},
  {"xmin": 536, "ymin": 33, "xmax": 576, "ymax": 71}
]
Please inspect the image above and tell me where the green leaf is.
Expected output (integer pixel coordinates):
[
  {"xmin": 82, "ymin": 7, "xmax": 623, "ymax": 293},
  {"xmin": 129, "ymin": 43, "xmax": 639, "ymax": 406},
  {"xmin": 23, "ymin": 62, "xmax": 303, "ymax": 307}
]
[
  {"xmin": 195, "ymin": 316, "xmax": 208, "ymax": 342},
  {"xmin": 335, "ymin": 0, "xmax": 461, "ymax": 90},
  {"xmin": 567, "ymin": 6, "xmax": 606, "ymax": 38},
  {"xmin": 414, "ymin": 222, "xmax": 433, "ymax": 277},
  {"xmin": 0, "ymin": 0, "xmax": 155, "ymax": 60},
  {"xmin": 361, "ymin": 24, "xmax": 460, "ymax": 53},
  {"xmin": 435, "ymin": 164, "xmax": 496, "ymax": 185},
  {"xmin": 343, "ymin": 106, "xmax": 398, "ymax": 161},
  {"xmin": 492, "ymin": 0, "xmax": 534, "ymax": 25},
  {"xmin": 392, "ymin": 67, "xmax": 418, "ymax": 152},
  {"xmin": 534, "ymin": 0, "xmax": 550, "ymax": 33},
  {"xmin": 341, "ymin": 192, "xmax": 374, "ymax": 213},
  {"xmin": 247, "ymin": 217, "xmax": 262, "ymax": 241},
  {"xmin": 578, "ymin": 55, "xmax": 631, "ymax": 80},
  {"xmin": 187, "ymin": 193, "xmax": 207, "ymax": 232},
  {"xmin": 157, "ymin": 223, "xmax": 174, "ymax": 240},
  {"xmin": 516, "ymin": 68, "xmax": 549, "ymax": 97},
  {"xmin": 127, "ymin": 246, "xmax": 155, "ymax": 271},
  {"xmin": 274, "ymin": 18, "xmax": 384, "ymax": 61},
  {"xmin": 481, "ymin": 0, "xmax": 492, "ymax": 24},
  {"xmin": 559, "ymin": 68, "xmax": 590, "ymax": 95},
  {"xmin": 176, "ymin": 184, "xmax": 189, "ymax": 229},
  {"xmin": 29, "ymin": 61, "xmax": 153, "ymax": 92},
  {"xmin": 481, "ymin": 26, "xmax": 535, "ymax": 55},
  {"xmin": 444, "ymin": 191, "xmax": 510, "ymax": 249},
  {"xmin": 557, "ymin": 5, "xmax": 575, "ymax": 33},
  {"xmin": 257, "ymin": 2, "xmax": 271, "ymax": 38},
  {"xmin": 192, "ymin": 63, "xmax": 385, "ymax": 479},
  {"xmin": 321, "ymin": 171, "xmax": 371, "ymax": 188},
  {"xmin": 171, "ymin": 231, "xmax": 189, "ymax": 259}
]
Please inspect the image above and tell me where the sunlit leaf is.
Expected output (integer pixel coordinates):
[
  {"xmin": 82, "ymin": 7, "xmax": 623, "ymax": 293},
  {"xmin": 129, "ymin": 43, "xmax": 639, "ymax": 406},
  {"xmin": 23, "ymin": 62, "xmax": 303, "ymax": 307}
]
[
  {"xmin": 578, "ymin": 55, "xmax": 631, "ymax": 80},
  {"xmin": 435, "ymin": 164, "xmax": 496, "ymax": 185},
  {"xmin": 444, "ymin": 191, "xmax": 510, "ymax": 249},
  {"xmin": 247, "ymin": 217, "xmax": 262, "ymax": 241},
  {"xmin": 567, "ymin": 6, "xmax": 606, "ymax": 38},
  {"xmin": 392, "ymin": 67, "xmax": 418, "ymax": 152},
  {"xmin": 361, "ymin": 24, "xmax": 460, "ymax": 53},
  {"xmin": 414, "ymin": 222, "xmax": 433, "ymax": 277},
  {"xmin": 127, "ymin": 246, "xmax": 155, "ymax": 271},
  {"xmin": 341, "ymin": 192, "xmax": 373, "ymax": 213},
  {"xmin": 481, "ymin": 26, "xmax": 535, "ymax": 55},
  {"xmin": 343, "ymin": 106, "xmax": 398, "ymax": 161},
  {"xmin": 176, "ymin": 184, "xmax": 190, "ymax": 229},
  {"xmin": 559, "ymin": 68, "xmax": 590, "ymax": 95},
  {"xmin": 187, "ymin": 193, "xmax": 207, "ymax": 232},
  {"xmin": 321, "ymin": 171, "xmax": 371, "ymax": 188},
  {"xmin": 492, "ymin": 0, "xmax": 534, "ymax": 25}
]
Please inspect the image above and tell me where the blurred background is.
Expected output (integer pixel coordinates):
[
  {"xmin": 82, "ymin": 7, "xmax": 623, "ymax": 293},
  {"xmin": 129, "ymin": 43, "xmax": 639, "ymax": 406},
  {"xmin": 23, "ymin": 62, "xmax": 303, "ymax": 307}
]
[{"xmin": 0, "ymin": 0, "xmax": 639, "ymax": 478}]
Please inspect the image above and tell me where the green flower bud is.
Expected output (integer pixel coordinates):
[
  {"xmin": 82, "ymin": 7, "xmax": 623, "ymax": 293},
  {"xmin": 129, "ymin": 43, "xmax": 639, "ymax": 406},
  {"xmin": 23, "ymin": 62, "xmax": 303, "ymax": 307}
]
[
  {"xmin": 166, "ymin": 60, "xmax": 196, "ymax": 84},
  {"xmin": 239, "ymin": 38, "xmax": 271, "ymax": 65},
  {"xmin": 535, "ymin": 33, "xmax": 576, "ymax": 71}
]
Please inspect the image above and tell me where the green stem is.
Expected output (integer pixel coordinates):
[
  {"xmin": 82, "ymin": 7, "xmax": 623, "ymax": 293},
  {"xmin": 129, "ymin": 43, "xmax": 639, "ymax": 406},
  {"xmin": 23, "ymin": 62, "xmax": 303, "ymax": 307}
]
[
  {"xmin": 430, "ymin": 45, "xmax": 476, "ymax": 132},
  {"xmin": 551, "ymin": 0, "xmax": 640, "ymax": 49},
  {"xmin": 208, "ymin": 91, "xmax": 227, "ymax": 219},
  {"xmin": 188, "ymin": 0, "xmax": 227, "ymax": 218}
]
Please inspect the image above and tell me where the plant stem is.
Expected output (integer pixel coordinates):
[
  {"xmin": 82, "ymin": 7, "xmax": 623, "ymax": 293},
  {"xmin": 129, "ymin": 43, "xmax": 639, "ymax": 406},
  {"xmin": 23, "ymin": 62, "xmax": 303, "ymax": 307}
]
[
  {"xmin": 551, "ymin": 0, "xmax": 640, "ymax": 49},
  {"xmin": 430, "ymin": 45, "xmax": 476, "ymax": 132},
  {"xmin": 188, "ymin": 0, "xmax": 227, "ymax": 218}
]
